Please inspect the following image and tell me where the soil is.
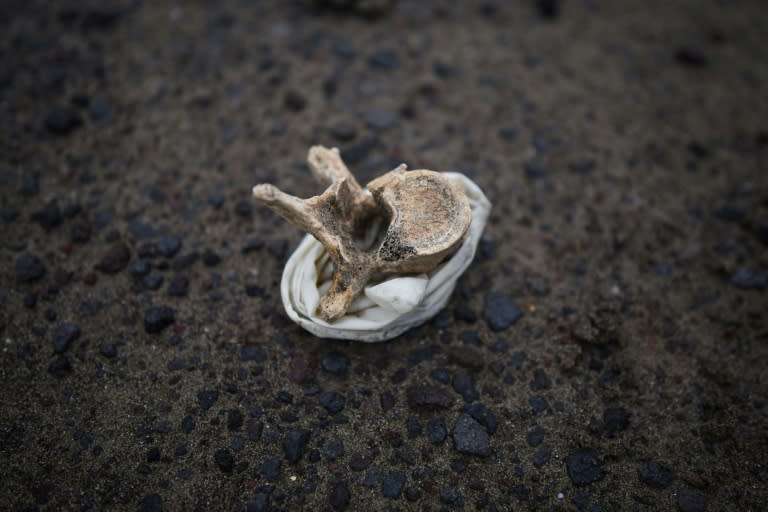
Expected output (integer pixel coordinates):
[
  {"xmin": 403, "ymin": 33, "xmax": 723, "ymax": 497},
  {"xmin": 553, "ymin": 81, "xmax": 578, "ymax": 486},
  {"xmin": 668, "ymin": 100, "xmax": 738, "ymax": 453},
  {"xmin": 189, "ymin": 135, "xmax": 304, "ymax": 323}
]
[{"xmin": 1, "ymin": 1, "xmax": 767, "ymax": 511}]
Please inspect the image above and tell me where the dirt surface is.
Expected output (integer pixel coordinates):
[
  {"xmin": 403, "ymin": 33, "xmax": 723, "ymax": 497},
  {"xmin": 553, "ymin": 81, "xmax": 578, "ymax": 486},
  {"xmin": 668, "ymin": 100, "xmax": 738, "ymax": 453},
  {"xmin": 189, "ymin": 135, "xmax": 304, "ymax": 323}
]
[{"xmin": 1, "ymin": 1, "xmax": 767, "ymax": 511}]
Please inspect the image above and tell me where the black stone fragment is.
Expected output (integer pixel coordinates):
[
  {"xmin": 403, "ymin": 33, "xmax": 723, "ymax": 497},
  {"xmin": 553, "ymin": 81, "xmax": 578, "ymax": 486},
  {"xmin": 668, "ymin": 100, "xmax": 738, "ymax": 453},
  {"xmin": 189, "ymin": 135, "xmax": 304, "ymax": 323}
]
[
  {"xmin": 530, "ymin": 368, "xmax": 552, "ymax": 390},
  {"xmin": 70, "ymin": 219, "xmax": 91, "ymax": 244},
  {"xmin": 48, "ymin": 356, "xmax": 72, "ymax": 377},
  {"xmin": 144, "ymin": 306, "xmax": 175, "ymax": 333},
  {"xmin": 95, "ymin": 242, "xmax": 131, "ymax": 274},
  {"xmin": 427, "ymin": 417, "xmax": 447, "ymax": 444},
  {"xmin": 729, "ymin": 267, "xmax": 767, "ymax": 290},
  {"xmin": 202, "ymin": 249, "xmax": 221, "ymax": 266},
  {"xmin": 323, "ymin": 439, "xmax": 344, "ymax": 460},
  {"xmin": 565, "ymin": 448, "xmax": 605, "ymax": 486},
  {"xmin": 535, "ymin": 0, "xmax": 559, "ymax": 19},
  {"xmin": 99, "ymin": 342, "xmax": 117, "ymax": 358},
  {"xmin": 130, "ymin": 258, "xmax": 152, "ymax": 277},
  {"xmin": 675, "ymin": 47, "xmax": 708, "ymax": 68},
  {"xmin": 241, "ymin": 344, "xmax": 266, "ymax": 362},
  {"xmin": 532, "ymin": 447, "xmax": 550, "ymax": 467},
  {"xmin": 526, "ymin": 425, "xmax": 545, "ymax": 447},
  {"xmin": 214, "ymin": 448, "xmax": 234, "ymax": 474},
  {"xmin": 483, "ymin": 292, "xmax": 523, "ymax": 331},
  {"xmin": 32, "ymin": 200, "xmax": 63, "ymax": 231},
  {"xmin": 452, "ymin": 414, "xmax": 490, "ymax": 457},
  {"xmin": 454, "ymin": 303, "xmax": 477, "ymax": 323},
  {"xmin": 329, "ymin": 481, "xmax": 350, "ymax": 509},
  {"xmin": 234, "ymin": 200, "xmax": 253, "ymax": 217},
  {"xmin": 368, "ymin": 48, "xmax": 398, "ymax": 70},
  {"xmin": 45, "ymin": 106, "xmax": 82, "ymax": 135},
  {"xmin": 171, "ymin": 252, "xmax": 198, "ymax": 271},
  {"xmin": 181, "ymin": 416, "xmax": 196, "ymax": 433},
  {"xmin": 523, "ymin": 159, "xmax": 549, "ymax": 180},
  {"xmin": 138, "ymin": 494, "xmax": 163, "ymax": 512},
  {"xmin": 440, "ymin": 486, "xmax": 465, "ymax": 506},
  {"xmin": 155, "ymin": 236, "xmax": 182, "ymax": 258},
  {"xmin": 677, "ymin": 488, "xmax": 707, "ymax": 512},
  {"xmin": 283, "ymin": 89, "xmax": 306, "ymax": 111},
  {"xmin": 637, "ymin": 460, "xmax": 673, "ymax": 489},
  {"xmin": 167, "ymin": 275, "xmax": 189, "ymax": 296},
  {"xmin": 197, "ymin": 389, "xmax": 219, "ymax": 411},
  {"xmin": 52, "ymin": 323, "xmax": 81, "ymax": 353},
  {"xmin": 143, "ymin": 273, "xmax": 164, "ymax": 290},
  {"xmin": 259, "ymin": 455, "xmax": 282, "ymax": 481},
  {"xmin": 246, "ymin": 493, "xmax": 269, "ymax": 512},
  {"xmin": 603, "ymin": 407, "xmax": 630, "ymax": 435},
  {"xmin": 406, "ymin": 385, "xmax": 453, "ymax": 410},
  {"xmin": 328, "ymin": 121, "xmax": 357, "ymax": 142},
  {"xmin": 16, "ymin": 254, "xmax": 46, "ymax": 283},
  {"xmin": 321, "ymin": 351, "xmax": 350, "ymax": 377},
  {"xmin": 448, "ymin": 346, "xmax": 484, "ymax": 370},
  {"xmin": 381, "ymin": 471, "xmax": 406, "ymax": 498},
  {"xmin": 318, "ymin": 391, "xmax": 346, "ymax": 415},
  {"xmin": 283, "ymin": 430, "xmax": 310, "ymax": 463},
  {"xmin": 228, "ymin": 409, "xmax": 244, "ymax": 431},
  {"xmin": 452, "ymin": 372, "xmax": 479, "ymax": 402},
  {"xmin": 146, "ymin": 447, "xmax": 161, "ymax": 463}
]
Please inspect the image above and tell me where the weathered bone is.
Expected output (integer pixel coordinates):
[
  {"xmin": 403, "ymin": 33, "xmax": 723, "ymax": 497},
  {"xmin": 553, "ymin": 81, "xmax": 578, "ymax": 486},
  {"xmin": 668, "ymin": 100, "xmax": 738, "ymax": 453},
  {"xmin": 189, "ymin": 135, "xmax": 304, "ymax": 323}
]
[{"xmin": 252, "ymin": 146, "xmax": 471, "ymax": 322}]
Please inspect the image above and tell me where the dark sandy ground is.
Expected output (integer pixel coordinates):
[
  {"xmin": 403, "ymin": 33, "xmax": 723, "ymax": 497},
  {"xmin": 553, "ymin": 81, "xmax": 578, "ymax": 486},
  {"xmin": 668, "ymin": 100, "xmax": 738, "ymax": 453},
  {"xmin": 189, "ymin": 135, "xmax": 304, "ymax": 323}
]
[{"xmin": 1, "ymin": 1, "xmax": 767, "ymax": 510}]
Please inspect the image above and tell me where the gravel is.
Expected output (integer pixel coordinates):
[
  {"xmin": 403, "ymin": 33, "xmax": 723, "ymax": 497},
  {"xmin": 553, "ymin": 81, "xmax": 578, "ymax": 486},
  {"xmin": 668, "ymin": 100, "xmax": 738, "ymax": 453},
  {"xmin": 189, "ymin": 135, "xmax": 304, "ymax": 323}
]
[
  {"xmin": 15, "ymin": 254, "xmax": 46, "ymax": 282},
  {"xmin": 406, "ymin": 384, "xmax": 454, "ymax": 410},
  {"xmin": 282, "ymin": 430, "xmax": 310, "ymax": 463},
  {"xmin": 565, "ymin": 448, "xmax": 605, "ymax": 486},
  {"xmin": 452, "ymin": 414, "xmax": 490, "ymax": 457},
  {"xmin": 51, "ymin": 323, "xmax": 80, "ymax": 353},
  {"xmin": 144, "ymin": 306, "xmax": 175, "ymax": 333},
  {"xmin": 381, "ymin": 471, "xmax": 406, "ymax": 498},
  {"xmin": 483, "ymin": 292, "xmax": 523, "ymax": 331}
]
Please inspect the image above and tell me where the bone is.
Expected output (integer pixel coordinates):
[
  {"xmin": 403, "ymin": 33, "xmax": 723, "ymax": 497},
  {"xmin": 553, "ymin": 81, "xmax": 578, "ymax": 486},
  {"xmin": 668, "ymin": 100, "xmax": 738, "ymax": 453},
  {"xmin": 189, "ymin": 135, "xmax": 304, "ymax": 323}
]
[{"xmin": 252, "ymin": 146, "xmax": 472, "ymax": 322}]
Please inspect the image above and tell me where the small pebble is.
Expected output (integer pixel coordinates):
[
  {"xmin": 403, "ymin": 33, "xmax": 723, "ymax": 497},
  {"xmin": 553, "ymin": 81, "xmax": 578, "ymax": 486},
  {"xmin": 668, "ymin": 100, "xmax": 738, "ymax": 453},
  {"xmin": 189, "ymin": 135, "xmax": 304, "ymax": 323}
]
[
  {"xmin": 729, "ymin": 267, "xmax": 767, "ymax": 290},
  {"xmin": 427, "ymin": 417, "xmax": 447, "ymax": 444},
  {"xmin": 45, "ymin": 106, "xmax": 82, "ymax": 135},
  {"xmin": 31, "ymin": 200, "xmax": 62, "ymax": 231},
  {"xmin": 381, "ymin": 471, "xmax": 406, "ymax": 498},
  {"xmin": 565, "ymin": 448, "xmax": 605, "ymax": 486},
  {"xmin": 214, "ymin": 448, "xmax": 234, "ymax": 474},
  {"xmin": 143, "ymin": 273, "xmax": 164, "ymax": 290},
  {"xmin": 52, "ymin": 323, "xmax": 81, "ymax": 353},
  {"xmin": 155, "ymin": 236, "xmax": 182, "ymax": 258},
  {"xmin": 167, "ymin": 274, "xmax": 189, "ymax": 296},
  {"xmin": 452, "ymin": 414, "xmax": 489, "ymax": 457},
  {"xmin": 282, "ymin": 430, "xmax": 310, "ymax": 463},
  {"xmin": 368, "ymin": 48, "xmax": 398, "ymax": 70},
  {"xmin": 15, "ymin": 254, "xmax": 46, "ymax": 283},
  {"xmin": 202, "ymin": 249, "xmax": 221, "ymax": 266},
  {"xmin": 677, "ymin": 488, "xmax": 707, "ymax": 512},
  {"xmin": 483, "ymin": 292, "xmax": 523, "ymax": 331},
  {"xmin": 637, "ymin": 460, "xmax": 673, "ymax": 489},
  {"xmin": 95, "ymin": 242, "xmax": 131, "ymax": 274},
  {"xmin": 197, "ymin": 389, "xmax": 219, "ymax": 411},
  {"xmin": 144, "ymin": 306, "xmax": 175, "ymax": 334},
  {"xmin": 406, "ymin": 385, "xmax": 453, "ymax": 410},
  {"xmin": 328, "ymin": 481, "xmax": 350, "ymax": 509},
  {"xmin": 317, "ymin": 391, "xmax": 346, "ymax": 415}
]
